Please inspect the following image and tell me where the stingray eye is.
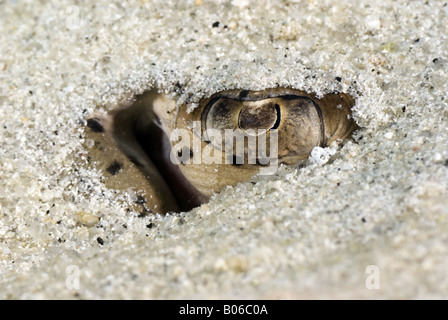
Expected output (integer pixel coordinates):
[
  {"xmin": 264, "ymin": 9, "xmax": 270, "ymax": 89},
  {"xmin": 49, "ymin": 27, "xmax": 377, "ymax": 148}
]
[
  {"xmin": 88, "ymin": 88, "xmax": 358, "ymax": 215},
  {"xmin": 200, "ymin": 90, "xmax": 357, "ymax": 164}
]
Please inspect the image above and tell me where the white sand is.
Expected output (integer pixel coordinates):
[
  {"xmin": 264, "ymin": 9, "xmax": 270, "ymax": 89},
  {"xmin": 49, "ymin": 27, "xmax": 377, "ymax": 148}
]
[{"xmin": 1, "ymin": 0, "xmax": 447, "ymax": 299}]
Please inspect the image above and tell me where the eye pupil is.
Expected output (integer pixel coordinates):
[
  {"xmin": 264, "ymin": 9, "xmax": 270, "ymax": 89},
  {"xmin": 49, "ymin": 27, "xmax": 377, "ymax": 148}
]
[
  {"xmin": 238, "ymin": 102, "xmax": 278, "ymax": 132},
  {"xmin": 271, "ymin": 104, "xmax": 281, "ymax": 130},
  {"xmin": 201, "ymin": 90, "xmax": 356, "ymax": 164}
]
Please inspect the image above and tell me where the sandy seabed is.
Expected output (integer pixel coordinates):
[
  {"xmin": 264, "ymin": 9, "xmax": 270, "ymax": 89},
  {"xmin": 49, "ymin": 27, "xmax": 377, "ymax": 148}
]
[{"xmin": 0, "ymin": 0, "xmax": 447, "ymax": 299}]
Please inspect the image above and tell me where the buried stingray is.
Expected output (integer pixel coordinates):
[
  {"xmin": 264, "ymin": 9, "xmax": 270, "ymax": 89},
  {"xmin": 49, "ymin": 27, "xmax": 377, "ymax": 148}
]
[{"xmin": 84, "ymin": 88, "xmax": 357, "ymax": 214}]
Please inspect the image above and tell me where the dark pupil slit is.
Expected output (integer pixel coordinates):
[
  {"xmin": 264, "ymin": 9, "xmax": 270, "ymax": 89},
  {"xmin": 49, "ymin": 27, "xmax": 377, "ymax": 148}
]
[{"xmin": 272, "ymin": 104, "xmax": 281, "ymax": 130}]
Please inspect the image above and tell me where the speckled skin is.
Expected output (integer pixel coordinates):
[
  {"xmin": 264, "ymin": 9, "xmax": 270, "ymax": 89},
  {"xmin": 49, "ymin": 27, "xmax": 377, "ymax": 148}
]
[
  {"xmin": 84, "ymin": 88, "xmax": 356, "ymax": 214},
  {"xmin": 84, "ymin": 93, "xmax": 180, "ymax": 214}
]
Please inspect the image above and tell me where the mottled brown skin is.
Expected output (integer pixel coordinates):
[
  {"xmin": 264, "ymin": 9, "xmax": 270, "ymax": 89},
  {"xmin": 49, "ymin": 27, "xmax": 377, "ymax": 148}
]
[
  {"xmin": 83, "ymin": 107, "xmax": 179, "ymax": 215},
  {"xmin": 83, "ymin": 88, "xmax": 357, "ymax": 214}
]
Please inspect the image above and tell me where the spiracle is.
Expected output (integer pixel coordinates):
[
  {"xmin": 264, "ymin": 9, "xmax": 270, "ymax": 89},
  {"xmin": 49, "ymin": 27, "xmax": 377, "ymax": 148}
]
[{"xmin": 83, "ymin": 88, "xmax": 357, "ymax": 214}]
